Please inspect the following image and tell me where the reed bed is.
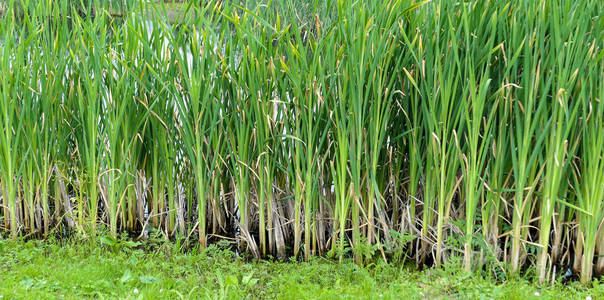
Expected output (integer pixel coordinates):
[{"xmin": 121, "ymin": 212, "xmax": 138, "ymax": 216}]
[{"xmin": 0, "ymin": 0, "xmax": 602, "ymax": 284}]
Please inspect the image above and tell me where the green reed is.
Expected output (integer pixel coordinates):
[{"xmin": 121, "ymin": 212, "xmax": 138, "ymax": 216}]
[{"xmin": 0, "ymin": 0, "xmax": 602, "ymax": 285}]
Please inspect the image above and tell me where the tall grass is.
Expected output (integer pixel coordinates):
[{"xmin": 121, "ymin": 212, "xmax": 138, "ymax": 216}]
[{"xmin": 0, "ymin": 0, "xmax": 603, "ymax": 284}]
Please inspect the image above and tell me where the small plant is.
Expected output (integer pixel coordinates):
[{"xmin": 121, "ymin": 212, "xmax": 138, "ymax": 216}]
[
  {"xmin": 99, "ymin": 233, "xmax": 140, "ymax": 253},
  {"xmin": 385, "ymin": 230, "xmax": 416, "ymax": 265}
]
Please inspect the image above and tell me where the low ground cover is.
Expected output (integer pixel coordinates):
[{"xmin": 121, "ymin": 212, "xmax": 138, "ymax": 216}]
[{"xmin": 0, "ymin": 238, "xmax": 602, "ymax": 299}]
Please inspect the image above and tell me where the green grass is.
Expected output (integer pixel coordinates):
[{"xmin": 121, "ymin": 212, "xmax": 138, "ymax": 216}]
[{"xmin": 1, "ymin": 238, "xmax": 602, "ymax": 299}]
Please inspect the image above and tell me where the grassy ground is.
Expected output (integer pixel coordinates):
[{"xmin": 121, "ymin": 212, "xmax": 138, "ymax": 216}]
[{"xmin": 0, "ymin": 239, "xmax": 601, "ymax": 299}]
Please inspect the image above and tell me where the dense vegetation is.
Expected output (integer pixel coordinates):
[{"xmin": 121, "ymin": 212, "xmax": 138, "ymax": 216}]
[{"xmin": 0, "ymin": 0, "xmax": 602, "ymax": 285}]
